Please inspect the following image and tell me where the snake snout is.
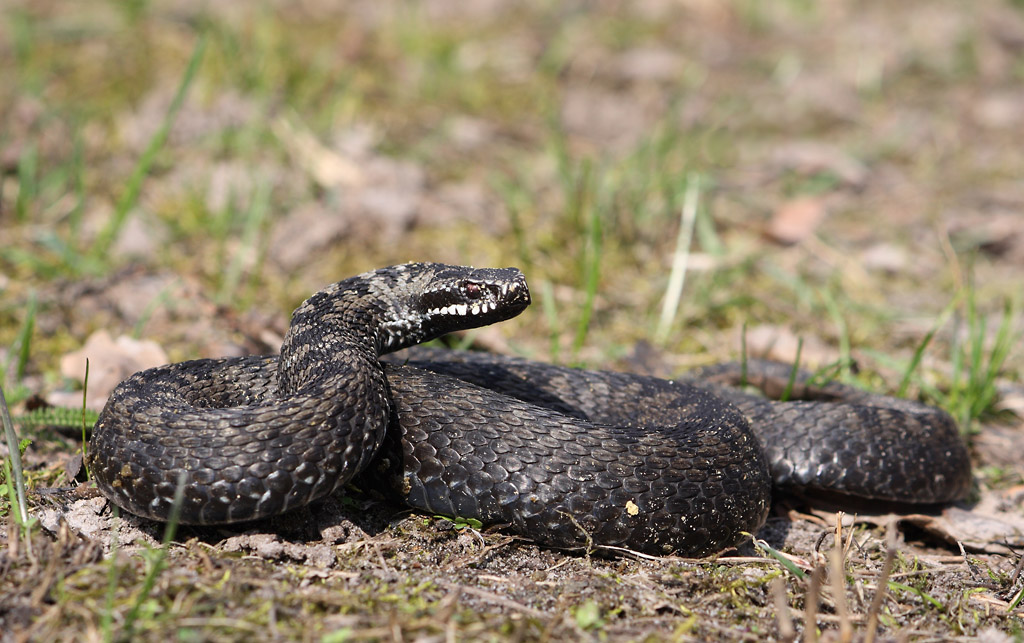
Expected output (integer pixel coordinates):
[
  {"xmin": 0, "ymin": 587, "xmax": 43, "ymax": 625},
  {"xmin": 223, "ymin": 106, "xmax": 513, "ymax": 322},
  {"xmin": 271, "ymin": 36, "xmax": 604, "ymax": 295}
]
[
  {"xmin": 483, "ymin": 268, "xmax": 530, "ymax": 312},
  {"xmin": 468, "ymin": 269, "xmax": 531, "ymax": 325}
]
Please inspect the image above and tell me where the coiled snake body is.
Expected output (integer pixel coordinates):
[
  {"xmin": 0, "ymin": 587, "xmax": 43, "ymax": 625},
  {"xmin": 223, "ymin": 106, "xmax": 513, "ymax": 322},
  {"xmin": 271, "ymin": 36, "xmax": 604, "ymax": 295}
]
[{"xmin": 88, "ymin": 263, "xmax": 971, "ymax": 556}]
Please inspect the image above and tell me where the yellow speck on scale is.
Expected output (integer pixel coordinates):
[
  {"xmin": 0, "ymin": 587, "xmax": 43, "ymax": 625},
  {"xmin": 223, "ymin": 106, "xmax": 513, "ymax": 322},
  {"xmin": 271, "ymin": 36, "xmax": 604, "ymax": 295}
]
[{"xmin": 625, "ymin": 500, "xmax": 639, "ymax": 516}]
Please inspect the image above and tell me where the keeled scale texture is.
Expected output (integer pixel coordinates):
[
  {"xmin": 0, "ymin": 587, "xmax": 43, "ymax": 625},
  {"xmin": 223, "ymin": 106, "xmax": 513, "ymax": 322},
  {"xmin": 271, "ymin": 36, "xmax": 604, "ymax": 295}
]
[
  {"xmin": 88, "ymin": 355, "xmax": 383, "ymax": 524},
  {"xmin": 88, "ymin": 263, "xmax": 530, "ymax": 527},
  {"xmin": 89, "ymin": 264, "xmax": 971, "ymax": 557},
  {"xmin": 376, "ymin": 362, "xmax": 771, "ymax": 556},
  {"xmin": 687, "ymin": 360, "xmax": 972, "ymax": 504}
]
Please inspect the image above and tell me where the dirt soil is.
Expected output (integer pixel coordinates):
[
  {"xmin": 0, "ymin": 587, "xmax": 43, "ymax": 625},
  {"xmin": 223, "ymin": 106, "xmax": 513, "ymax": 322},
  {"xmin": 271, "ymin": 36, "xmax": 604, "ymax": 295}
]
[{"xmin": 2, "ymin": 1, "xmax": 1024, "ymax": 641}]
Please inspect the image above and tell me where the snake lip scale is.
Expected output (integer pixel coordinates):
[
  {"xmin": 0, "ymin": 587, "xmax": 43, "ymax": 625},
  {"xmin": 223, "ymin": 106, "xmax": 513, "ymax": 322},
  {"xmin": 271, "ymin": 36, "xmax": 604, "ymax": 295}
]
[{"xmin": 88, "ymin": 263, "xmax": 972, "ymax": 557}]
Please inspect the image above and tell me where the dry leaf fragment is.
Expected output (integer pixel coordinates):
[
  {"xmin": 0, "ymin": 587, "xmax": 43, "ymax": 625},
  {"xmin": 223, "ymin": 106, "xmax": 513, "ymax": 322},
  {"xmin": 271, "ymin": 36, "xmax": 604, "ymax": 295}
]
[
  {"xmin": 901, "ymin": 486, "xmax": 1024, "ymax": 554},
  {"xmin": 739, "ymin": 324, "xmax": 836, "ymax": 367},
  {"xmin": 767, "ymin": 196, "xmax": 826, "ymax": 245}
]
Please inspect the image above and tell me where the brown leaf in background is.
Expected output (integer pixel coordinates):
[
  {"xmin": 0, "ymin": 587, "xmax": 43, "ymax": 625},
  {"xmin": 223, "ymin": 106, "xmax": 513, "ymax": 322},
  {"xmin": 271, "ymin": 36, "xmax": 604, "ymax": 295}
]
[
  {"xmin": 767, "ymin": 196, "xmax": 827, "ymax": 245},
  {"xmin": 56, "ymin": 330, "xmax": 168, "ymax": 409},
  {"xmin": 740, "ymin": 324, "xmax": 837, "ymax": 367}
]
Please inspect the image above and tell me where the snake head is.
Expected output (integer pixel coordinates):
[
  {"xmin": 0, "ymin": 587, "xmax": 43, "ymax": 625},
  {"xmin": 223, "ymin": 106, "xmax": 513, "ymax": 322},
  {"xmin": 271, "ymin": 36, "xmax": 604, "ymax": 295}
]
[{"xmin": 379, "ymin": 263, "xmax": 531, "ymax": 353}]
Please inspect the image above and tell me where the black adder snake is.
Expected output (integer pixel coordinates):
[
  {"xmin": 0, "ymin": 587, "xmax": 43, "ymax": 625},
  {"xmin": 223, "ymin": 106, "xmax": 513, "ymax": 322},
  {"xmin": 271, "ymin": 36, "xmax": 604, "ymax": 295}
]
[{"xmin": 88, "ymin": 263, "xmax": 971, "ymax": 556}]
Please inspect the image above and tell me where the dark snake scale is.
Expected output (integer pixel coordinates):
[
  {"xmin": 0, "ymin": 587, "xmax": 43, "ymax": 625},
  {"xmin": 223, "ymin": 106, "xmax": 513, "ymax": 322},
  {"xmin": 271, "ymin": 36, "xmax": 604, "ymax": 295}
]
[{"xmin": 88, "ymin": 263, "xmax": 972, "ymax": 556}]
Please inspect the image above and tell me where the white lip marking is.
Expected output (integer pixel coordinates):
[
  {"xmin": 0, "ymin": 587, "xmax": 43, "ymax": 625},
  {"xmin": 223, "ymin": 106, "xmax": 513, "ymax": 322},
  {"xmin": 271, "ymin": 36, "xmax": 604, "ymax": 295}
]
[
  {"xmin": 470, "ymin": 304, "xmax": 480, "ymax": 315},
  {"xmin": 456, "ymin": 303, "xmax": 468, "ymax": 315}
]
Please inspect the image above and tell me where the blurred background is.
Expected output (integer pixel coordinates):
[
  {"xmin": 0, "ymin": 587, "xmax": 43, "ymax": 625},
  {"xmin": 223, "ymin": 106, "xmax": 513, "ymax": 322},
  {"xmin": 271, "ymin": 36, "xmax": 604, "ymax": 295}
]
[
  {"xmin": 1, "ymin": 0, "xmax": 1021, "ymax": 414},
  {"xmin": 3, "ymin": 2, "xmax": 1024, "ymax": 639}
]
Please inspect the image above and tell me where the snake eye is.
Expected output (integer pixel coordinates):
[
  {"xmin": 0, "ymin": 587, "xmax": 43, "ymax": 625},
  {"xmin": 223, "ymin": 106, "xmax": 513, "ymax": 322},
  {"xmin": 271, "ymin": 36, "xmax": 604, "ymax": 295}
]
[{"xmin": 463, "ymin": 282, "xmax": 483, "ymax": 298}]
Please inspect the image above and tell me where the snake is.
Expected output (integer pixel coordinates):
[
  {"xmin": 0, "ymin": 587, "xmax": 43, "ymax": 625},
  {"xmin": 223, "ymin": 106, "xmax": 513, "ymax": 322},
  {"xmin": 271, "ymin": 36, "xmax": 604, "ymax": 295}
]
[{"xmin": 87, "ymin": 263, "xmax": 972, "ymax": 557}]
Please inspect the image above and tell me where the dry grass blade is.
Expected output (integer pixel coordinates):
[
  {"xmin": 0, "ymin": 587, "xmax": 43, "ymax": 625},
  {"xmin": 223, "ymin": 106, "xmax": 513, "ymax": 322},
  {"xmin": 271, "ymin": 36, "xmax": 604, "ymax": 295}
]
[
  {"xmin": 864, "ymin": 543, "xmax": 897, "ymax": 643},
  {"xmin": 1009, "ymin": 551, "xmax": 1024, "ymax": 612},
  {"xmin": 655, "ymin": 173, "xmax": 700, "ymax": 345},
  {"xmin": 803, "ymin": 565, "xmax": 824, "ymax": 643},
  {"xmin": 829, "ymin": 548, "xmax": 852, "ymax": 642},
  {"xmin": 772, "ymin": 576, "xmax": 796, "ymax": 642},
  {"xmin": 5, "ymin": 513, "xmax": 19, "ymax": 560}
]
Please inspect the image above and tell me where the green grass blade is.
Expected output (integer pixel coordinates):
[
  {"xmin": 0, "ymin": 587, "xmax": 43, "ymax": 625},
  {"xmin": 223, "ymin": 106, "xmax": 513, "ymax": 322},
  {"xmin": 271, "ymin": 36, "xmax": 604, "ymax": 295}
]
[
  {"xmin": 69, "ymin": 125, "xmax": 86, "ymax": 236},
  {"xmin": 122, "ymin": 472, "xmax": 187, "ymax": 638},
  {"xmin": 91, "ymin": 34, "xmax": 208, "ymax": 259},
  {"xmin": 887, "ymin": 581, "xmax": 945, "ymax": 611},
  {"xmin": 5, "ymin": 291, "xmax": 37, "ymax": 382},
  {"xmin": 217, "ymin": 181, "xmax": 271, "ymax": 305},
  {"xmin": 905, "ymin": 284, "xmax": 1020, "ymax": 430},
  {"xmin": 739, "ymin": 322, "xmax": 749, "ymax": 388},
  {"xmin": 571, "ymin": 161, "xmax": 600, "ymax": 360},
  {"xmin": 780, "ymin": 338, "xmax": 803, "ymax": 402},
  {"xmin": 1010, "ymin": 583, "xmax": 1024, "ymax": 612},
  {"xmin": 0, "ymin": 385, "xmax": 30, "ymax": 525},
  {"xmin": 15, "ymin": 142, "xmax": 38, "ymax": 223},
  {"xmin": 819, "ymin": 288, "xmax": 851, "ymax": 381},
  {"xmin": 82, "ymin": 358, "xmax": 92, "ymax": 477},
  {"xmin": 896, "ymin": 294, "xmax": 960, "ymax": 398},
  {"xmin": 751, "ymin": 536, "xmax": 806, "ymax": 579},
  {"xmin": 539, "ymin": 280, "xmax": 561, "ymax": 364},
  {"xmin": 491, "ymin": 172, "xmax": 535, "ymax": 275},
  {"xmin": 970, "ymin": 298, "xmax": 1016, "ymax": 422},
  {"xmin": 572, "ymin": 204, "xmax": 602, "ymax": 360}
]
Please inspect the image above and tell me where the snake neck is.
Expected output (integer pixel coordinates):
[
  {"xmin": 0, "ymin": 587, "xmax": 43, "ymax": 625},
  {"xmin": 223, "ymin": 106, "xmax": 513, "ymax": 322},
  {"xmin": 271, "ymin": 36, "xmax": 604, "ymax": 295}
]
[{"xmin": 276, "ymin": 284, "xmax": 386, "ymax": 395}]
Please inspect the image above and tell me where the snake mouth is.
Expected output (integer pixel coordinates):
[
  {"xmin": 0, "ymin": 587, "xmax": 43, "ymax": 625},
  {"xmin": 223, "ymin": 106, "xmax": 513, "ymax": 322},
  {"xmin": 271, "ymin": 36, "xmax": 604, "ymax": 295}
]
[
  {"xmin": 420, "ymin": 267, "xmax": 531, "ymax": 326},
  {"xmin": 461, "ymin": 276, "xmax": 531, "ymax": 317}
]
